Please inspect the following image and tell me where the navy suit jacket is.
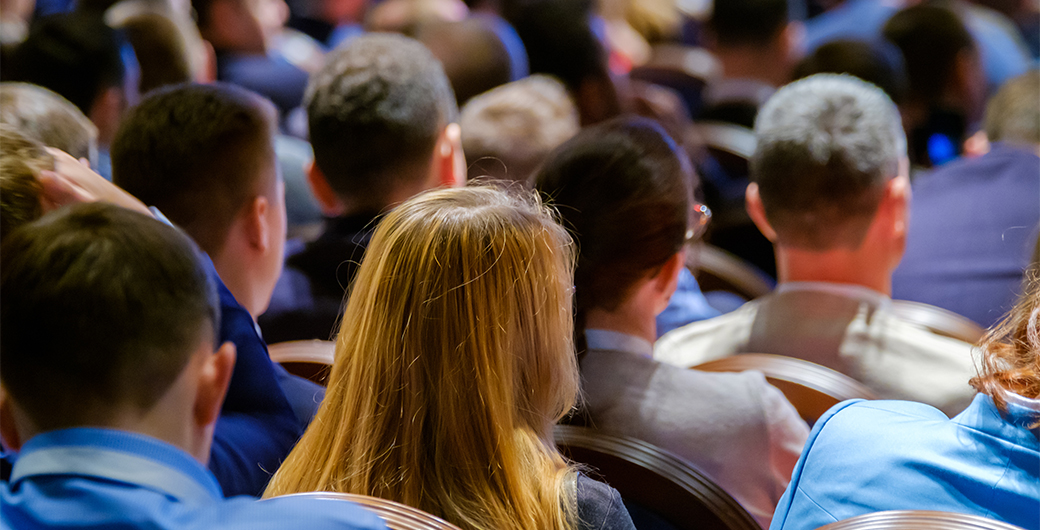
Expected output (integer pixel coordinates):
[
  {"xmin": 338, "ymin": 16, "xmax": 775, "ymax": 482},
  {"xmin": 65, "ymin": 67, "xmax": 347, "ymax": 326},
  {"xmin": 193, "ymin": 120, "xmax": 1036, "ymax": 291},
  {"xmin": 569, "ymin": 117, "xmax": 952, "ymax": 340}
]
[{"xmin": 893, "ymin": 143, "xmax": 1040, "ymax": 327}]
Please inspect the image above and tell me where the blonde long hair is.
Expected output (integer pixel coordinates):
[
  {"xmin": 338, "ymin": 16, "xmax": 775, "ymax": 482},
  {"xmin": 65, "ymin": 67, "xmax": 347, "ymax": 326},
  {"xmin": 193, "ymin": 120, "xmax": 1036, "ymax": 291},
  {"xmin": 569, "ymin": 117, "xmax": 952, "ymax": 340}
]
[{"xmin": 265, "ymin": 186, "xmax": 581, "ymax": 530}]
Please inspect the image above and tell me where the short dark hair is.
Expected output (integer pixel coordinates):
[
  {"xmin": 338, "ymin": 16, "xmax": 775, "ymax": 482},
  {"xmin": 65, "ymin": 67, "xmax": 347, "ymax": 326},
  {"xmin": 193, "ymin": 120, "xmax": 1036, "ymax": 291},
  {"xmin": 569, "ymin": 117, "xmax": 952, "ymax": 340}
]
[
  {"xmin": 752, "ymin": 74, "xmax": 905, "ymax": 250},
  {"xmin": 113, "ymin": 12, "xmax": 193, "ymax": 94},
  {"xmin": 984, "ymin": 69, "xmax": 1040, "ymax": 145},
  {"xmin": 535, "ymin": 117, "xmax": 692, "ymax": 336},
  {"xmin": 414, "ymin": 15, "xmax": 521, "ymax": 106},
  {"xmin": 0, "ymin": 125, "xmax": 52, "ymax": 239},
  {"xmin": 306, "ymin": 33, "xmax": 458, "ymax": 209},
  {"xmin": 0, "ymin": 82, "xmax": 99, "ymax": 163},
  {"xmin": 709, "ymin": 0, "xmax": 788, "ymax": 48},
  {"xmin": 509, "ymin": 0, "xmax": 607, "ymax": 94},
  {"xmin": 6, "ymin": 13, "xmax": 129, "ymax": 115},
  {"xmin": 792, "ymin": 39, "xmax": 908, "ymax": 104},
  {"xmin": 882, "ymin": 3, "xmax": 975, "ymax": 106},
  {"xmin": 112, "ymin": 82, "xmax": 277, "ymax": 256},
  {"xmin": 0, "ymin": 203, "xmax": 219, "ymax": 431}
]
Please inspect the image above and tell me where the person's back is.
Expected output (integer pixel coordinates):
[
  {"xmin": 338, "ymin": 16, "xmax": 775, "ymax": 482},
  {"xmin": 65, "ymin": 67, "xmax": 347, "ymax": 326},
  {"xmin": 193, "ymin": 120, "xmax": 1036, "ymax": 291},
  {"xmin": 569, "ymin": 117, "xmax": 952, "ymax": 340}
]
[
  {"xmin": 656, "ymin": 74, "xmax": 978, "ymax": 416},
  {"xmin": 0, "ymin": 203, "xmax": 385, "ymax": 530},
  {"xmin": 111, "ymin": 82, "xmax": 323, "ymax": 496},
  {"xmin": 265, "ymin": 186, "xmax": 635, "ymax": 530},
  {"xmin": 893, "ymin": 70, "xmax": 1040, "ymax": 328},
  {"xmin": 535, "ymin": 118, "xmax": 809, "ymax": 527},
  {"xmin": 770, "ymin": 275, "xmax": 1040, "ymax": 530},
  {"xmin": 259, "ymin": 33, "xmax": 465, "ymax": 343}
]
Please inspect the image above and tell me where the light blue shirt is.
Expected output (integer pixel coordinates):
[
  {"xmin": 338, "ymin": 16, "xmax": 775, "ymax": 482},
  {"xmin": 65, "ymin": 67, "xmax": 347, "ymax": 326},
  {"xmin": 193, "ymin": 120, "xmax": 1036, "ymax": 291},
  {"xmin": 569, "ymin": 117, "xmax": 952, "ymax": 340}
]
[
  {"xmin": 1, "ymin": 428, "xmax": 386, "ymax": 530},
  {"xmin": 770, "ymin": 393, "xmax": 1040, "ymax": 529}
]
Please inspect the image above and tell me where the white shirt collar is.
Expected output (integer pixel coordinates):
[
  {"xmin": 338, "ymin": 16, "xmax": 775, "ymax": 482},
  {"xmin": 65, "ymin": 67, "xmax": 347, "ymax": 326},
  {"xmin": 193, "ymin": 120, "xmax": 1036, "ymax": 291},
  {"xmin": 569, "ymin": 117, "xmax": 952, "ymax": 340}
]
[
  {"xmin": 775, "ymin": 281, "xmax": 892, "ymax": 310},
  {"xmin": 585, "ymin": 329, "xmax": 654, "ymax": 359}
]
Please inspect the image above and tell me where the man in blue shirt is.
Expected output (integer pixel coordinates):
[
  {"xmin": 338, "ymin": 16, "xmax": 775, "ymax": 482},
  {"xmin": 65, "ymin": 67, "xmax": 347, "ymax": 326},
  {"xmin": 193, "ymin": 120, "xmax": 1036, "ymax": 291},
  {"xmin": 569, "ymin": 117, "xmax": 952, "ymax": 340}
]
[{"xmin": 0, "ymin": 203, "xmax": 385, "ymax": 530}]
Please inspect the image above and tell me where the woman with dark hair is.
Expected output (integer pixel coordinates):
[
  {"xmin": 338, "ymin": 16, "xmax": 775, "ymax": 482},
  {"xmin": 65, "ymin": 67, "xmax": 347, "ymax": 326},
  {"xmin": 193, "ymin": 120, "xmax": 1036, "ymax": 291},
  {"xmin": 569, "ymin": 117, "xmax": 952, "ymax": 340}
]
[{"xmin": 534, "ymin": 117, "xmax": 809, "ymax": 528}]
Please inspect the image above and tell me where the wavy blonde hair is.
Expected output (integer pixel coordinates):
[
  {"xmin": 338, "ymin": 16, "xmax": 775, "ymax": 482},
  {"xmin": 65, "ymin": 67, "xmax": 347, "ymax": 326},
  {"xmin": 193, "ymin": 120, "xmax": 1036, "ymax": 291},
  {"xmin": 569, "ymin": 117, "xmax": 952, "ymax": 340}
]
[
  {"xmin": 970, "ymin": 270, "xmax": 1040, "ymax": 426},
  {"xmin": 265, "ymin": 186, "xmax": 581, "ymax": 530}
]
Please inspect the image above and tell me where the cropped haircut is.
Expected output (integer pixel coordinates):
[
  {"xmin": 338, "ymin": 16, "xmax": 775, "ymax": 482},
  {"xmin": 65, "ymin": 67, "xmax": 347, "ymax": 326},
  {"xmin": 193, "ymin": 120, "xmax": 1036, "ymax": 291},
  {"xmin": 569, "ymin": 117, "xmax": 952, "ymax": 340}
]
[
  {"xmin": 112, "ymin": 82, "xmax": 278, "ymax": 256},
  {"xmin": 461, "ymin": 75, "xmax": 580, "ymax": 185},
  {"xmin": 414, "ymin": 15, "xmax": 520, "ymax": 106},
  {"xmin": 0, "ymin": 126, "xmax": 52, "ymax": 239},
  {"xmin": 306, "ymin": 33, "xmax": 458, "ymax": 209},
  {"xmin": 535, "ymin": 117, "xmax": 692, "ymax": 346},
  {"xmin": 0, "ymin": 203, "xmax": 218, "ymax": 431},
  {"xmin": 0, "ymin": 83, "xmax": 99, "ymax": 163},
  {"xmin": 6, "ymin": 12, "xmax": 128, "ymax": 115},
  {"xmin": 983, "ymin": 69, "xmax": 1040, "ymax": 146},
  {"xmin": 708, "ymin": 0, "xmax": 788, "ymax": 48},
  {"xmin": 752, "ymin": 74, "xmax": 906, "ymax": 250},
  {"xmin": 971, "ymin": 273, "xmax": 1040, "ymax": 427},
  {"xmin": 265, "ymin": 187, "xmax": 580, "ymax": 530},
  {"xmin": 112, "ymin": 11, "xmax": 193, "ymax": 94},
  {"xmin": 882, "ymin": 3, "xmax": 974, "ymax": 106}
]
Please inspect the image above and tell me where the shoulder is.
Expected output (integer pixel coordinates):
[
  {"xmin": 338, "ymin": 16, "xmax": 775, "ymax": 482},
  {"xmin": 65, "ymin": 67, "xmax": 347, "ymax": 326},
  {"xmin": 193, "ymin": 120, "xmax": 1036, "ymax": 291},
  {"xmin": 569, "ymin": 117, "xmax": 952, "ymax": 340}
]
[
  {"xmin": 575, "ymin": 473, "xmax": 637, "ymax": 530},
  {"xmin": 654, "ymin": 302, "xmax": 758, "ymax": 367},
  {"xmin": 220, "ymin": 495, "xmax": 387, "ymax": 530}
]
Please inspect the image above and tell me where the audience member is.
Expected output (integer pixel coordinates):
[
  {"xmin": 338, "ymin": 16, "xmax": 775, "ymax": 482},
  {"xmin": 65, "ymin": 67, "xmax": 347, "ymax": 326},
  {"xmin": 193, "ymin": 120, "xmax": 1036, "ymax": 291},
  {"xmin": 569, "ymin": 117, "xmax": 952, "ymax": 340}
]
[
  {"xmin": 460, "ymin": 75, "xmax": 579, "ymax": 184},
  {"xmin": 656, "ymin": 74, "xmax": 978, "ymax": 416},
  {"xmin": 0, "ymin": 82, "xmax": 99, "ymax": 165},
  {"xmin": 264, "ymin": 186, "xmax": 636, "ymax": 530},
  {"xmin": 364, "ymin": 0, "xmax": 467, "ymax": 35},
  {"xmin": 509, "ymin": 0, "xmax": 622, "ymax": 126},
  {"xmin": 791, "ymin": 39, "xmax": 907, "ymax": 104},
  {"xmin": 414, "ymin": 13, "xmax": 528, "ymax": 106},
  {"xmin": 0, "ymin": 202, "xmax": 386, "ymax": 530},
  {"xmin": 6, "ymin": 12, "xmax": 140, "ymax": 179},
  {"xmin": 259, "ymin": 33, "xmax": 465, "ymax": 343},
  {"xmin": 805, "ymin": 0, "xmax": 1031, "ymax": 94},
  {"xmin": 535, "ymin": 117, "xmax": 807, "ymax": 527},
  {"xmin": 193, "ymin": 0, "xmax": 310, "ymax": 117},
  {"xmin": 700, "ymin": 0, "xmax": 800, "ymax": 128},
  {"xmin": 111, "ymin": 82, "xmax": 324, "ymax": 496},
  {"xmin": 893, "ymin": 70, "xmax": 1040, "ymax": 328},
  {"xmin": 883, "ymin": 4, "xmax": 986, "ymax": 167},
  {"xmin": 0, "ymin": 126, "xmax": 50, "ymax": 239},
  {"xmin": 110, "ymin": 11, "xmax": 194, "ymax": 93},
  {"xmin": 771, "ymin": 273, "xmax": 1040, "ymax": 529}
]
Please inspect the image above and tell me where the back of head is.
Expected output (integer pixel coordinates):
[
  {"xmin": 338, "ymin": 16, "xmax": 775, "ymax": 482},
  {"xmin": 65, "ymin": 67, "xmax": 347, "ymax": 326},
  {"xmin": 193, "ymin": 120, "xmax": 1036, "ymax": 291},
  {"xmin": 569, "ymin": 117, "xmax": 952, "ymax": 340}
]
[
  {"xmin": 111, "ymin": 11, "xmax": 193, "ymax": 94},
  {"xmin": 983, "ymin": 69, "xmax": 1040, "ymax": 147},
  {"xmin": 112, "ymin": 82, "xmax": 277, "ymax": 256},
  {"xmin": 509, "ymin": 0, "xmax": 606, "ymax": 95},
  {"xmin": 7, "ymin": 12, "xmax": 128, "ymax": 115},
  {"xmin": 971, "ymin": 273, "xmax": 1040, "ymax": 423},
  {"xmin": 461, "ymin": 75, "xmax": 579, "ymax": 184},
  {"xmin": 306, "ymin": 33, "xmax": 458, "ymax": 211},
  {"xmin": 0, "ymin": 125, "xmax": 52, "ymax": 239},
  {"xmin": 792, "ymin": 39, "xmax": 908, "ymax": 105},
  {"xmin": 415, "ymin": 14, "xmax": 525, "ymax": 106},
  {"xmin": 535, "ymin": 117, "xmax": 691, "ymax": 326},
  {"xmin": 752, "ymin": 74, "xmax": 905, "ymax": 250},
  {"xmin": 882, "ymin": 3, "xmax": 974, "ymax": 107},
  {"xmin": 0, "ymin": 82, "xmax": 99, "ymax": 162},
  {"xmin": 0, "ymin": 202, "xmax": 218, "ymax": 432},
  {"xmin": 266, "ymin": 186, "xmax": 579, "ymax": 530},
  {"xmin": 709, "ymin": 0, "xmax": 788, "ymax": 48}
]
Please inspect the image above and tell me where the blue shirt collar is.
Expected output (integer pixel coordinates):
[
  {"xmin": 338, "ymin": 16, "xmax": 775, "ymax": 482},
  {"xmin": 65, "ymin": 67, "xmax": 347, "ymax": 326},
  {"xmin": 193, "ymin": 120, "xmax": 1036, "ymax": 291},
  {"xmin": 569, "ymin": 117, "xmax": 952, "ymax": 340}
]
[
  {"xmin": 10, "ymin": 428, "xmax": 223, "ymax": 504},
  {"xmin": 585, "ymin": 329, "xmax": 654, "ymax": 359},
  {"xmin": 957, "ymin": 393, "xmax": 1040, "ymax": 444}
]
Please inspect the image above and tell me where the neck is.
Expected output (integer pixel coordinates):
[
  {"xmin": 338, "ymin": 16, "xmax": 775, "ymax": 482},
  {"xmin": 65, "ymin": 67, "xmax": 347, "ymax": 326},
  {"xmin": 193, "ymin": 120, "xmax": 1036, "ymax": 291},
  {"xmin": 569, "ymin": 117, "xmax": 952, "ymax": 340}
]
[
  {"xmin": 585, "ymin": 302, "xmax": 657, "ymax": 345},
  {"xmin": 775, "ymin": 244, "xmax": 893, "ymax": 296},
  {"xmin": 211, "ymin": 252, "xmax": 263, "ymax": 318},
  {"xmin": 714, "ymin": 44, "xmax": 789, "ymax": 88}
]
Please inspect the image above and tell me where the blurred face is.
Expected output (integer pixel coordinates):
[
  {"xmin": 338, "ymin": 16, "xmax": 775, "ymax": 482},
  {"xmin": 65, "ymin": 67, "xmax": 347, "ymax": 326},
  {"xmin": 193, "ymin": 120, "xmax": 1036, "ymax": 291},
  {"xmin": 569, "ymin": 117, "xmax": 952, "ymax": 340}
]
[{"xmin": 206, "ymin": 0, "xmax": 267, "ymax": 54}]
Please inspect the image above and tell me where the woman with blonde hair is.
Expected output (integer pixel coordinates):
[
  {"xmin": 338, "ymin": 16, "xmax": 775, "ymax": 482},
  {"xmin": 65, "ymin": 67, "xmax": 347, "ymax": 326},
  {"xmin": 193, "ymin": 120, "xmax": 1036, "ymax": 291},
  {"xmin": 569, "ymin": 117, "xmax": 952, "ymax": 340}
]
[
  {"xmin": 771, "ymin": 272, "xmax": 1040, "ymax": 529},
  {"xmin": 264, "ymin": 186, "xmax": 635, "ymax": 530}
]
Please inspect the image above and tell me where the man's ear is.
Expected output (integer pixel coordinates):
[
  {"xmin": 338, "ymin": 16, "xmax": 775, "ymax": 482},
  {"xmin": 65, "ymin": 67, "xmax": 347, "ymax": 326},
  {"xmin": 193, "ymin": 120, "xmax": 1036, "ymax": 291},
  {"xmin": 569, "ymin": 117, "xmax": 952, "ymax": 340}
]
[
  {"xmin": 745, "ymin": 183, "xmax": 778, "ymax": 242},
  {"xmin": 780, "ymin": 20, "xmax": 805, "ymax": 62},
  {"xmin": 306, "ymin": 161, "xmax": 345, "ymax": 216},
  {"xmin": 434, "ymin": 123, "xmax": 466, "ymax": 188},
  {"xmin": 244, "ymin": 195, "xmax": 271, "ymax": 253},
  {"xmin": 652, "ymin": 250, "xmax": 686, "ymax": 310},
  {"xmin": 882, "ymin": 173, "xmax": 911, "ymax": 240},
  {"xmin": 194, "ymin": 341, "xmax": 236, "ymax": 431}
]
